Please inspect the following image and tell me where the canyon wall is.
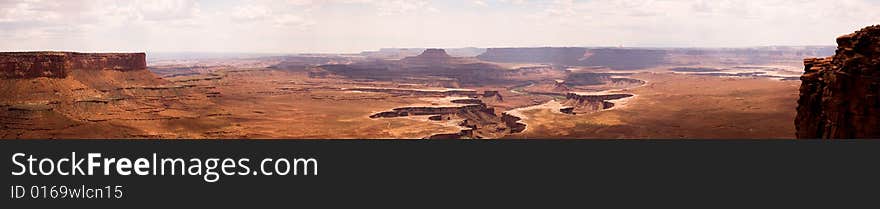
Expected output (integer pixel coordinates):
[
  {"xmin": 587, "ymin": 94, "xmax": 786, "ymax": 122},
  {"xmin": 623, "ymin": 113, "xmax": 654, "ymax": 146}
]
[
  {"xmin": 0, "ymin": 52, "xmax": 146, "ymax": 79},
  {"xmin": 796, "ymin": 25, "xmax": 880, "ymax": 139}
]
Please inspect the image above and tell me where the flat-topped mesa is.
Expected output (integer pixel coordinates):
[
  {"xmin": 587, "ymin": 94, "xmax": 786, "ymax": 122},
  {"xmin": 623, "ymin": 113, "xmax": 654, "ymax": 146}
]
[
  {"xmin": 795, "ymin": 25, "xmax": 880, "ymax": 139},
  {"xmin": 0, "ymin": 52, "xmax": 147, "ymax": 79}
]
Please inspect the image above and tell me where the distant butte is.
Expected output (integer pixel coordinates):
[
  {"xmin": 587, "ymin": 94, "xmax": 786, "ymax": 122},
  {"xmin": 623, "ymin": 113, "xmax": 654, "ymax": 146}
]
[
  {"xmin": 415, "ymin": 48, "xmax": 452, "ymax": 59},
  {"xmin": 401, "ymin": 48, "xmax": 456, "ymax": 64}
]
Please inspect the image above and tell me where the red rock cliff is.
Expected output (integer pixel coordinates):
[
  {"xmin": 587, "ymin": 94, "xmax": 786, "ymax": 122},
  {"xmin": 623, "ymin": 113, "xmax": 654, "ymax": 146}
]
[
  {"xmin": 795, "ymin": 25, "xmax": 880, "ymax": 139},
  {"xmin": 0, "ymin": 52, "xmax": 147, "ymax": 79}
]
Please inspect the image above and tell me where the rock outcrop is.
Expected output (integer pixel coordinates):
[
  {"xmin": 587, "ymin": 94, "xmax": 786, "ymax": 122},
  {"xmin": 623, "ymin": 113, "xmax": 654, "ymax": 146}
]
[
  {"xmin": 370, "ymin": 99, "xmax": 525, "ymax": 139},
  {"xmin": 796, "ymin": 25, "xmax": 880, "ymax": 139},
  {"xmin": 553, "ymin": 80, "xmax": 571, "ymax": 92},
  {"xmin": 561, "ymin": 93, "xmax": 633, "ymax": 114},
  {"xmin": 0, "ymin": 52, "xmax": 147, "ymax": 79}
]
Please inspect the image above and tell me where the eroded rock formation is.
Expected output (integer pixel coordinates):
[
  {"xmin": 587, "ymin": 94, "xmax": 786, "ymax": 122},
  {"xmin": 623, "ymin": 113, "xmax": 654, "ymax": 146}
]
[
  {"xmin": 561, "ymin": 93, "xmax": 633, "ymax": 114},
  {"xmin": 370, "ymin": 99, "xmax": 525, "ymax": 139},
  {"xmin": 796, "ymin": 25, "xmax": 880, "ymax": 139}
]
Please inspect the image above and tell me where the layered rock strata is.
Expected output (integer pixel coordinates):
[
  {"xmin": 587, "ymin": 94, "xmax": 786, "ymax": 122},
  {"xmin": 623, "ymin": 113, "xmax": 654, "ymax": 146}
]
[
  {"xmin": 0, "ymin": 52, "xmax": 221, "ymax": 139},
  {"xmin": 370, "ymin": 100, "xmax": 525, "ymax": 139},
  {"xmin": 796, "ymin": 25, "xmax": 880, "ymax": 139},
  {"xmin": 0, "ymin": 52, "xmax": 146, "ymax": 79}
]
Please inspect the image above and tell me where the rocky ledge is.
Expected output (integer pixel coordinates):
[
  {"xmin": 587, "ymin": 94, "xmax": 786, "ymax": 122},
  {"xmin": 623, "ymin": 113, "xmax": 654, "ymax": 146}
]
[
  {"xmin": 795, "ymin": 25, "xmax": 880, "ymax": 139},
  {"xmin": 561, "ymin": 92, "xmax": 633, "ymax": 114}
]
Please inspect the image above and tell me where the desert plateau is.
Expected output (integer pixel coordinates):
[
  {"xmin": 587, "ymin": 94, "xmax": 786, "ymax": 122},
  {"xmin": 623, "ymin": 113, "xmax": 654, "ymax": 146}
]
[{"xmin": 0, "ymin": 44, "xmax": 849, "ymax": 139}]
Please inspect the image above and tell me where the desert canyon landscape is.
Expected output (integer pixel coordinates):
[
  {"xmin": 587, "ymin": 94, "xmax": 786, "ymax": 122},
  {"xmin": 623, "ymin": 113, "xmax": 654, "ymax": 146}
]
[
  {"xmin": 2, "ymin": 0, "xmax": 880, "ymax": 139},
  {"xmin": 4, "ymin": 26, "xmax": 877, "ymax": 139}
]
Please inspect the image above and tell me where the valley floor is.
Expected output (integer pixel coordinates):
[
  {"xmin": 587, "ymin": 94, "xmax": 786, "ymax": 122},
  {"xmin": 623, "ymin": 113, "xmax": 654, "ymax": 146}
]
[
  {"xmin": 2, "ymin": 64, "xmax": 802, "ymax": 139},
  {"xmin": 509, "ymin": 72, "xmax": 799, "ymax": 139}
]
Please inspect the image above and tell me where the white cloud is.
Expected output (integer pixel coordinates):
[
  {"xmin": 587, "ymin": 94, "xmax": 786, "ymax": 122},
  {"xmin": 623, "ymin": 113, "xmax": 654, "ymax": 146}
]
[
  {"xmin": 229, "ymin": 0, "xmax": 316, "ymax": 29},
  {"xmin": 136, "ymin": 0, "xmax": 201, "ymax": 21},
  {"xmin": 347, "ymin": 0, "xmax": 431, "ymax": 16},
  {"xmin": 0, "ymin": 0, "xmax": 85, "ymax": 23},
  {"xmin": 273, "ymin": 14, "xmax": 314, "ymax": 28},
  {"xmin": 518, "ymin": 0, "xmax": 880, "ymax": 47},
  {"xmin": 231, "ymin": 4, "xmax": 274, "ymax": 22},
  {"xmin": 497, "ymin": 0, "xmax": 527, "ymax": 5},
  {"xmin": 3, "ymin": 0, "xmax": 880, "ymax": 53}
]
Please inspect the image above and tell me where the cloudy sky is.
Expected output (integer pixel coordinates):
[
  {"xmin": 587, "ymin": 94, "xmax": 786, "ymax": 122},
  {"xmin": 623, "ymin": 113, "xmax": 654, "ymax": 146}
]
[{"xmin": 1, "ymin": 0, "xmax": 879, "ymax": 53}]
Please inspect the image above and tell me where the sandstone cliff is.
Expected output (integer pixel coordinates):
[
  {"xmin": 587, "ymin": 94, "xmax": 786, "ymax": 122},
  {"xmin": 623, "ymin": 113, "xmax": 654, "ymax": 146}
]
[
  {"xmin": 0, "ymin": 51, "xmax": 222, "ymax": 139},
  {"xmin": 0, "ymin": 52, "xmax": 146, "ymax": 79},
  {"xmin": 796, "ymin": 25, "xmax": 880, "ymax": 139}
]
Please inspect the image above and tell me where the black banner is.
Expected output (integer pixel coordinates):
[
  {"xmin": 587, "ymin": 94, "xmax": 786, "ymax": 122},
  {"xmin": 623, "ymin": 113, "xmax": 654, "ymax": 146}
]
[{"xmin": 2, "ymin": 140, "xmax": 879, "ymax": 208}]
